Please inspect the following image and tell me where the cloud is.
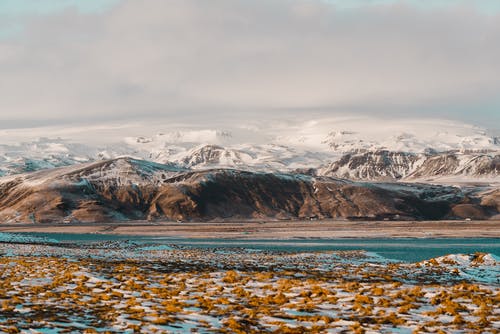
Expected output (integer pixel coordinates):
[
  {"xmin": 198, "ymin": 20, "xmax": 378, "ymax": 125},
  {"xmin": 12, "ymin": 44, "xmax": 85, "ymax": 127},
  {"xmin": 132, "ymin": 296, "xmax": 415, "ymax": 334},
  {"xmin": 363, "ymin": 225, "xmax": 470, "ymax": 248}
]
[
  {"xmin": 327, "ymin": 0, "xmax": 500, "ymax": 14},
  {"xmin": 0, "ymin": 0, "xmax": 499, "ymax": 129},
  {"xmin": 0, "ymin": 0, "xmax": 119, "ymax": 15}
]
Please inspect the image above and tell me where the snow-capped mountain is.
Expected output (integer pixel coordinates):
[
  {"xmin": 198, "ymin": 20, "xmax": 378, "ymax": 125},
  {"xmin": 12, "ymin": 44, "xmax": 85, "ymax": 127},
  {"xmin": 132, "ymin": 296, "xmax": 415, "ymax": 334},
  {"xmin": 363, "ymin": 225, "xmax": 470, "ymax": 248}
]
[
  {"xmin": 318, "ymin": 118, "xmax": 499, "ymax": 153},
  {"xmin": 318, "ymin": 151, "xmax": 500, "ymax": 182},
  {"xmin": 318, "ymin": 151, "xmax": 424, "ymax": 180},
  {"xmin": 167, "ymin": 144, "xmax": 334, "ymax": 171},
  {"xmin": 407, "ymin": 153, "xmax": 500, "ymax": 180},
  {"xmin": 0, "ymin": 138, "xmax": 96, "ymax": 177},
  {"xmin": 0, "ymin": 118, "xmax": 498, "ymax": 182}
]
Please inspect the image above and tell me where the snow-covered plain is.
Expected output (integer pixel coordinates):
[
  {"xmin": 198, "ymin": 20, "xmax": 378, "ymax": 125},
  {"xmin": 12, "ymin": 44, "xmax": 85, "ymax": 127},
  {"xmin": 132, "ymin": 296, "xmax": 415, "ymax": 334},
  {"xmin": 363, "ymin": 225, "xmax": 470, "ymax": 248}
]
[{"xmin": 0, "ymin": 239, "xmax": 498, "ymax": 333}]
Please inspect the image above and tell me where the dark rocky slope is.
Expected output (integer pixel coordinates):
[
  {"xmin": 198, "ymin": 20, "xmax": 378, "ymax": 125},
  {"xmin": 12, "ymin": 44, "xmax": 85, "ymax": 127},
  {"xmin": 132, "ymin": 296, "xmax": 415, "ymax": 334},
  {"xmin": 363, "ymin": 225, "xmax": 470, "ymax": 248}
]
[{"xmin": 0, "ymin": 158, "xmax": 497, "ymax": 223}]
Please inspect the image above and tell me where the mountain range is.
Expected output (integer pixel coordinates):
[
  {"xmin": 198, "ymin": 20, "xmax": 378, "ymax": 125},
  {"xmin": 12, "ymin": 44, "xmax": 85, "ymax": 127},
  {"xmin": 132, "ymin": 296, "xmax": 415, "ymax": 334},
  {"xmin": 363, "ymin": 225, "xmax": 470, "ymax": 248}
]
[
  {"xmin": 0, "ymin": 119, "xmax": 498, "ymax": 223},
  {"xmin": 1, "ymin": 157, "xmax": 498, "ymax": 223},
  {"xmin": 1, "ymin": 140, "xmax": 498, "ymax": 182},
  {"xmin": 1, "ymin": 118, "xmax": 499, "ymax": 179},
  {"xmin": 318, "ymin": 150, "xmax": 499, "ymax": 182}
]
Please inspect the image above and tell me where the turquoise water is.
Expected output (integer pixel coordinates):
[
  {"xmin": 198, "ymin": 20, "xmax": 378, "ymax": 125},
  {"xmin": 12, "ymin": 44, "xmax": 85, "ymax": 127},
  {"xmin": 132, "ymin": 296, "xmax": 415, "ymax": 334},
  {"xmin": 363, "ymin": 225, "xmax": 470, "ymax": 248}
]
[{"xmin": 13, "ymin": 233, "xmax": 500, "ymax": 262}]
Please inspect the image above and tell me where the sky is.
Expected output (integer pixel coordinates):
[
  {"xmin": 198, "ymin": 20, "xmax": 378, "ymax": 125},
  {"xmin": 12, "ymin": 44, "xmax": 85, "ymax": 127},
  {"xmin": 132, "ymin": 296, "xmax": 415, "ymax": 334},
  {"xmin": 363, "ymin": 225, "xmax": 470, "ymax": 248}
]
[{"xmin": 0, "ymin": 0, "xmax": 499, "ymax": 132}]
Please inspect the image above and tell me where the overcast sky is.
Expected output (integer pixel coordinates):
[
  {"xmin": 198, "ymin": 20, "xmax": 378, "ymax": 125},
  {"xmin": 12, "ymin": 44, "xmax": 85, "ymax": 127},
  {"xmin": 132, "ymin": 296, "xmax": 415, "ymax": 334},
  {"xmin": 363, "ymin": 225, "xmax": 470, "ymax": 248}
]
[{"xmin": 0, "ymin": 0, "xmax": 499, "ymax": 131}]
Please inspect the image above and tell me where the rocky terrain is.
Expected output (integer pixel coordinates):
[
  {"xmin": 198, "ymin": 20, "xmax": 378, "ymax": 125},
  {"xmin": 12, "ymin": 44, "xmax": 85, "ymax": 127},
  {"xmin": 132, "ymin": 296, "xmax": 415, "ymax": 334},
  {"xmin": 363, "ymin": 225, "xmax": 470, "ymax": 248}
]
[
  {"xmin": 318, "ymin": 150, "xmax": 500, "ymax": 182},
  {"xmin": 0, "ymin": 157, "xmax": 498, "ymax": 223}
]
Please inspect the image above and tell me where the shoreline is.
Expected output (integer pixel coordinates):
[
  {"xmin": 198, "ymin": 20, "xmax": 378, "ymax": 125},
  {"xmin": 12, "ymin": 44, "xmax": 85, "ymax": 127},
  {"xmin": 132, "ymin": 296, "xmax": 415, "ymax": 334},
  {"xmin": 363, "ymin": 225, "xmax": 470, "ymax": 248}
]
[{"xmin": 0, "ymin": 220, "xmax": 498, "ymax": 239}]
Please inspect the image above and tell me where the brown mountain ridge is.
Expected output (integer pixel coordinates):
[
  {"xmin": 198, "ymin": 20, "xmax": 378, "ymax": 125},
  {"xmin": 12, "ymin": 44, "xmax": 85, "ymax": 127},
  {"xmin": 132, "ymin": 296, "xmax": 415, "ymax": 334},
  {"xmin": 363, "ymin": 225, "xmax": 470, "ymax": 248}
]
[{"xmin": 0, "ymin": 157, "xmax": 497, "ymax": 223}]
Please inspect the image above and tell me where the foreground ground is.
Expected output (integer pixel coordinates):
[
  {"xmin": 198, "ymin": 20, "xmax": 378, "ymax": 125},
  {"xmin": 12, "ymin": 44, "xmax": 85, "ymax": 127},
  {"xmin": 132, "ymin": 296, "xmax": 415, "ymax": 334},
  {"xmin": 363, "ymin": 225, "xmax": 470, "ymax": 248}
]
[
  {"xmin": 0, "ymin": 220, "xmax": 499, "ymax": 238},
  {"xmin": 0, "ymin": 237, "xmax": 499, "ymax": 333}
]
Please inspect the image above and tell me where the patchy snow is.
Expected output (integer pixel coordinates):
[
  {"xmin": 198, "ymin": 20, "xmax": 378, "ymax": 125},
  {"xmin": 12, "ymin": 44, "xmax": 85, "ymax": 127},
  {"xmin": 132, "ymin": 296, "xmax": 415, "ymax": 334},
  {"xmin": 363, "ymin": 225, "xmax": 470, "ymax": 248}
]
[
  {"xmin": 0, "ymin": 241, "xmax": 498, "ymax": 332},
  {"xmin": 419, "ymin": 253, "xmax": 500, "ymax": 284}
]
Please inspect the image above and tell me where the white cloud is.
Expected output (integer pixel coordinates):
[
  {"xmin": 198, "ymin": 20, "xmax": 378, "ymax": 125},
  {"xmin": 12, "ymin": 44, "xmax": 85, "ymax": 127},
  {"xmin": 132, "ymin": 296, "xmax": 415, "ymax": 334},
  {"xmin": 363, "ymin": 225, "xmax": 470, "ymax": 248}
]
[{"xmin": 0, "ymin": 0, "xmax": 499, "ymax": 129}]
